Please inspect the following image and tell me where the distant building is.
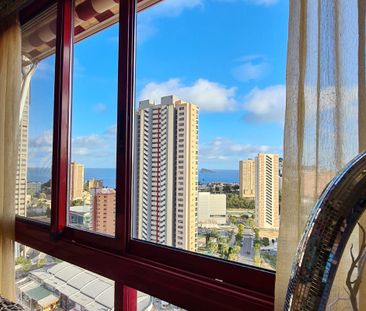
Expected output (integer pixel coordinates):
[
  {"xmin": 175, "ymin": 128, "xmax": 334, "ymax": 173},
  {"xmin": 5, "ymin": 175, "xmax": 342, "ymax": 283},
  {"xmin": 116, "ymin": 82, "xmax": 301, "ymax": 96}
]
[
  {"xmin": 87, "ymin": 178, "xmax": 103, "ymax": 190},
  {"xmin": 69, "ymin": 205, "xmax": 91, "ymax": 230},
  {"xmin": 16, "ymin": 261, "xmax": 114, "ymax": 311},
  {"xmin": 255, "ymin": 154, "xmax": 279, "ymax": 229},
  {"xmin": 92, "ymin": 188, "xmax": 115, "ymax": 235},
  {"xmin": 134, "ymin": 95, "xmax": 198, "ymax": 251},
  {"xmin": 70, "ymin": 162, "xmax": 84, "ymax": 201},
  {"xmin": 239, "ymin": 159, "xmax": 255, "ymax": 199},
  {"xmin": 198, "ymin": 192, "xmax": 226, "ymax": 225},
  {"xmin": 27, "ymin": 182, "xmax": 42, "ymax": 196},
  {"xmin": 15, "ymin": 94, "xmax": 29, "ymax": 216}
]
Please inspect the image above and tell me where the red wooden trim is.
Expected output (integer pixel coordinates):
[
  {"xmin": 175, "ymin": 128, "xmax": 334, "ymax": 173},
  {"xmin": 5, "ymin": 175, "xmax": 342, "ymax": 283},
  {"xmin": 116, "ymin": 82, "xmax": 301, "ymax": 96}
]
[
  {"xmin": 128, "ymin": 239, "xmax": 275, "ymax": 297},
  {"xmin": 15, "ymin": 219, "xmax": 274, "ymax": 311},
  {"xmin": 114, "ymin": 282, "xmax": 124, "ymax": 311},
  {"xmin": 116, "ymin": 0, "xmax": 136, "ymax": 252},
  {"xmin": 51, "ymin": 0, "xmax": 73, "ymax": 237},
  {"xmin": 62, "ymin": 226, "xmax": 120, "ymax": 252},
  {"xmin": 122, "ymin": 285, "xmax": 137, "ymax": 311}
]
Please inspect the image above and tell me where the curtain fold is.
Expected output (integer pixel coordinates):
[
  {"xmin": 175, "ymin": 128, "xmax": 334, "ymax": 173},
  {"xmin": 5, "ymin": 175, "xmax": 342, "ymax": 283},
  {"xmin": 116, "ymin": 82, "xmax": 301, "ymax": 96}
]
[
  {"xmin": 0, "ymin": 15, "xmax": 22, "ymax": 300},
  {"xmin": 275, "ymin": 0, "xmax": 363, "ymax": 310},
  {"xmin": 358, "ymin": 0, "xmax": 366, "ymax": 308}
]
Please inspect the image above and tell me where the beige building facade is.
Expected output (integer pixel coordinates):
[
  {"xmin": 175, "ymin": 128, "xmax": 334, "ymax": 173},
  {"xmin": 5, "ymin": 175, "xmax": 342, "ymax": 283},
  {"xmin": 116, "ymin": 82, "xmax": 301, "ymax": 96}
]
[
  {"xmin": 239, "ymin": 159, "xmax": 255, "ymax": 199},
  {"xmin": 255, "ymin": 153, "xmax": 279, "ymax": 229},
  {"xmin": 134, "ymin": 95, "xmax": 198, "ymax": 251},
  {"xmin": 198, "ymin": 192, "xmax": 226, "ymax": 225},
  {"xmin": 15, "ymin": 95, "xmax": 29, "ymax": 216},
  {"xmin": 91, "ymin": 188, "xmax": 115, "ymax": 235},
  {"xmin": 87, "ymin": 178, "xmax": 103, "ymax": 190},
  {"xmin": 70, "ymin": 162, "xmax": 84, "ymax": 201}
]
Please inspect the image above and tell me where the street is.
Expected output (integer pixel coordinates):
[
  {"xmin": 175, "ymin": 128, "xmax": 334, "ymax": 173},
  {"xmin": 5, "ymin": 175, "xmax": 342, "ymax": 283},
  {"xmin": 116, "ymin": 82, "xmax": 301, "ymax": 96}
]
[{"xmin": 238, "ymin": 228, "xmax": 254, "ymax": 265}]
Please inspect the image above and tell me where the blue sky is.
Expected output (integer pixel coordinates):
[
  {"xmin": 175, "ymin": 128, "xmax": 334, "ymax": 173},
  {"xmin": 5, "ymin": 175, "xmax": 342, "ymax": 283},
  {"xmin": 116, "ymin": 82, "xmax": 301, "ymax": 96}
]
[{"xmin": 28, "ymin": 0, "xmax": 288, "ymax": 169}]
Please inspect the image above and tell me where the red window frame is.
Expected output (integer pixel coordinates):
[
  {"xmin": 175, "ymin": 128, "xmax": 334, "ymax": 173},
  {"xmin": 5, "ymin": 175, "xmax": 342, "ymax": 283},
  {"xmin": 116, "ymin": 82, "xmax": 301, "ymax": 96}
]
[{"xmin": 15, "ymin": 0, "xmax": 276, "ymax": 309}]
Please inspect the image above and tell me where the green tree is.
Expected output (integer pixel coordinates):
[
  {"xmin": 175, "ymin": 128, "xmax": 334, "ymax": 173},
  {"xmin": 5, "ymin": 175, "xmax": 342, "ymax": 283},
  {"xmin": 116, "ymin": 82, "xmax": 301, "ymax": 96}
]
[
  {"xmin": 223, "ymin": 184, "xmax": 231, "ymax": 193},
  {"xmin": 207, "ymin": 240, "xmax": 218, "ymax": 254},
  {"xmin": 18, "ymin": 257, "xmax": 32, "ymax": 272},
  {"xmin": 205, "ymin": 230, "xmax": 219, "ymax": 246},
  {"xmin": 254, "ymin": 243, "xmax": 261, "ymax": 267},
  {"xmin": 72, "ymin": 199, "xmax": 84, "ymax": 206},
  {"xmin": 15, "ymin": 256, "xmax": 26, "ymax": 265},
  {"xmin": 248, "ymin": 217, "xmax": 254, "ymax": 228},
  {"xmin": 227, "ymin": 194, "xmax": 255, "ymax": 209},
  {"xmin": 228, "ymin": 245, "xmax": 241, "ymax": 260},
  {"xmin": 84, "ymin": 182, "xmax": 89, "ymax": 192},
  {"xmin": 237, "ymin": 224, "xmax": 244, "ymax": 235},
  {"xmin": 37, "ymin": 258, "xmax": 46, "ymax": 268},
  {"xmin": 254, "ymin": 228, "xmax": 260, "ymax": 240},
  {"xmin": 262, "ymin": 237, "xmax": 270, "ymax": 247},
  {"xmin": 235, "ymin": 233, "xmax": 243, "ymax": 245},
  {"xmin": 218, "ymin": 236, "xmax": 227, "ymax": 244},
  {"xmin": 220, "ymin": 243, "xmax": 229, "ymax": 258}
]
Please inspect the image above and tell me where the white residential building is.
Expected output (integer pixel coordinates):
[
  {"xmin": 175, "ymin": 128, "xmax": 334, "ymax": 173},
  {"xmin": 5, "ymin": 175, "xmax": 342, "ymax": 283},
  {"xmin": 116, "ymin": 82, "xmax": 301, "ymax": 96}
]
[
  {"xmin": 198, "ymin": 192, "xmax": 226, "ymax": 225},
  {"xmin": 255, "ymin": 153, "xmax": 279, "ymax": 229},
  {"xmin": 134, "ymin": 95, "xmax": 198, "ymax": 251}
]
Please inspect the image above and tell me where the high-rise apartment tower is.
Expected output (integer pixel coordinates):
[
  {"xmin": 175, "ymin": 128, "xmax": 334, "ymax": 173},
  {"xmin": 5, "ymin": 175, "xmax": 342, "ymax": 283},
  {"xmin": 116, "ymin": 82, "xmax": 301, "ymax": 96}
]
[
  {"xmin": 255, "ymin": 153, "xmax": 279, "ymax": 229},
  {"xmin": 15, "ymin": 94, "xmax": 29, "ymax": 216},
  {"xmin": 239, "ymin": 159, "xmax": 255, "ymax": 199},
  {"xmin": 134, "ymin": 95, "xmax": 198, "ymax": 251},
  {"xmin": 70, "ymin": 162, "xmax": 84, "ymax": 201}
]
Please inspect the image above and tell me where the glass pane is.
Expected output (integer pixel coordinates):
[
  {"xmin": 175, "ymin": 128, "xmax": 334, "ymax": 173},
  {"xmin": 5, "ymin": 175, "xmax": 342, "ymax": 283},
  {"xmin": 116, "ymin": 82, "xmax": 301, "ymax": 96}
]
[
  {"xmin": 19, "ymin": 5, "xmax": 57, "ymax": 222},
  {"xmin": 133, "ymin": 0, "xmax": 288, "ymax": 271},
  {"xmin": 68, "ymin": 0, "xmax": 119, "ymax": 236},
  {"xmin": 15, "ymin": 243, "xmax": 114, "ymax": 311},
  {"xmin": 131, "ymin": 288, "xmax": 186, "ymax": 311}
]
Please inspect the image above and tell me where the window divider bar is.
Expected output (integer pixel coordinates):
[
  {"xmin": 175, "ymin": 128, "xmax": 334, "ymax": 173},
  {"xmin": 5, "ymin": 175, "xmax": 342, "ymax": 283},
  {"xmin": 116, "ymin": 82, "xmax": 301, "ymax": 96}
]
[
  {"xmin": 116, "ymin": 0, "xmax": 137, "ymax": 252},
  {"xmin": 51, "ymin": 0, "xmax": 73, "ymax": 238}
]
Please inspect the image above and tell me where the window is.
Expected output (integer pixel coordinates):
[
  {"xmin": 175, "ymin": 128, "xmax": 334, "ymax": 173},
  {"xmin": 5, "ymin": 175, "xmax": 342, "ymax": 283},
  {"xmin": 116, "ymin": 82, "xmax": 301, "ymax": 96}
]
[
  {"xmin": 19, "ymin": 4, "xmax": 57, "ymax": 223},
  {"xmin": 14, "ymin": 0, "xmax": 280, "ymax": 310},
  {"xmin": 132, "ymin": 0, "xmax": 285, "ymax": 273},
  {"xmin": 15, "ymin": 244, "xmax": 115, "ymax": 311}
]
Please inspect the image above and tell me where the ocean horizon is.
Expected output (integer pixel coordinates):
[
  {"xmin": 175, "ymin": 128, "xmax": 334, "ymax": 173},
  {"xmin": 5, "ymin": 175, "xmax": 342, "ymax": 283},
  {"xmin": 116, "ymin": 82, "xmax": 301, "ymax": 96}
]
[{"xmin": 28, "ymin": 167, "xmax": 239, "ymax": 188}]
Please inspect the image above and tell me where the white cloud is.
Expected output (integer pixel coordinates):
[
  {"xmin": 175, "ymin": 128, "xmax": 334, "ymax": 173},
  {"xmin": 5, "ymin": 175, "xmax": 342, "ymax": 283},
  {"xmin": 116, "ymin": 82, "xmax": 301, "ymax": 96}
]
[
  {"xmin": 104, "ymin": 125, "xmax": 117, "ymax": 136},
  {"xmin": 93, "ymin": 103, "xmax": 107, "ymax": 113},
  {"xmin": 28, "ymin": 130, "xmax": 53, "ymax": 167},
  {"xmin": 28, "ymin": 125, "xmax": 118, "ymax": 168},
  {"xmin": 139, "ymin": 78, "xmax": 237, "ymax": 112},
  {"xmin": 200, "ymin": 136, "xmax": 280, "ymax": 163},
  {"xmin": 232, "ymin": 55, "xmax": 270, "ymax": 82},
  {"xmin": 242, "ymin": 84, "xmax": 286, "ymax": 123},
  {"xmin": 71, "ymin": 131, "xmax": 116, "ymax": 165},
  {"xmin": 72, "ymin": 134, "xmax": 105, "ymax": 149}
]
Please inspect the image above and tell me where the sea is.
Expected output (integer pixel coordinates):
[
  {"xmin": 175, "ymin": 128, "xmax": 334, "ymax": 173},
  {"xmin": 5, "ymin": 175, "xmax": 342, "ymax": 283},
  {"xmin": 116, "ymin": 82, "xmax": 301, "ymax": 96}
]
[{"xmin": 28, "ymin": 167, "xmax": 239, "ymax": 188}]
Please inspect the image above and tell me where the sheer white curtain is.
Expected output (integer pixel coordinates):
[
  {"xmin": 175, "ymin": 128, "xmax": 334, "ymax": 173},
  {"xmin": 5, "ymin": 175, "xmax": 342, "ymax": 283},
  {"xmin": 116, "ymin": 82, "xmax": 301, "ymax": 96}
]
[
  {"xmin": 275, "ymin": 0, "xmax": 365, "ymax": 310},
  {"xmin": 0, "ymin": 15, "xmax": 21, "ymax": 300}
]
